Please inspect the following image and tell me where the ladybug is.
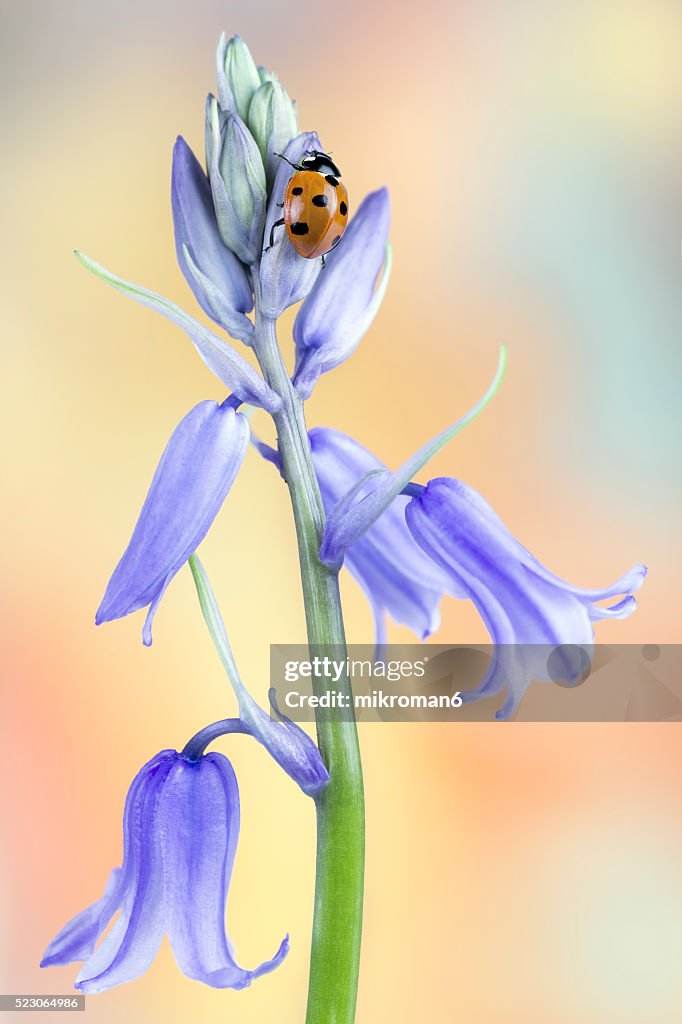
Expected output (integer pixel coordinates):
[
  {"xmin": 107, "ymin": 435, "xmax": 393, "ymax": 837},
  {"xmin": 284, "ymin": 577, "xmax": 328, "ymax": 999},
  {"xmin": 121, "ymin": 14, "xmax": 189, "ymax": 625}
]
[{"xmin": 265, "ymin": 149, "xmax": 349, "ymax": 262}]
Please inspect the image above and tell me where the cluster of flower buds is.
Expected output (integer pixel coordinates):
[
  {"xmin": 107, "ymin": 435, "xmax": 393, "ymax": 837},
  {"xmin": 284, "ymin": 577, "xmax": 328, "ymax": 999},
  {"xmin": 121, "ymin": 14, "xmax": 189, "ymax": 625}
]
[{"xmin": 74, "ymin": 33, "xmax": 393, "ymax": 648}]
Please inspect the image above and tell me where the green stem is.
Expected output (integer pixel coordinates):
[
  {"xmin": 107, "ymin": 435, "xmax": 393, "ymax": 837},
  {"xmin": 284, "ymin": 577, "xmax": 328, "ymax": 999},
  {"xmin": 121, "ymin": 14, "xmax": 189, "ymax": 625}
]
[{"xmin": 251, "ymin": 284, "xmax": 364, "ymax": 1024}]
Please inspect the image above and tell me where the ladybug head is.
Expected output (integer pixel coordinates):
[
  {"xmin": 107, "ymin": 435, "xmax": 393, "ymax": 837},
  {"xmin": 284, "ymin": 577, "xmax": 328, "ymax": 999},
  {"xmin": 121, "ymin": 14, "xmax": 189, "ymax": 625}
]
[{"xmin": 300, "ymin": 149, "xmax": 342, "ymax": 178}]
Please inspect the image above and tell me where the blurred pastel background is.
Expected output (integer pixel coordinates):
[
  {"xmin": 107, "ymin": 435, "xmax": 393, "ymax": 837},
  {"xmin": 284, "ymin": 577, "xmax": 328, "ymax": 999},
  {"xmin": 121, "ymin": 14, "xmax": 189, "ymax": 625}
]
[{"xmin": 2, "ymin": 0, "xmax": 681, "ymax": 1021}]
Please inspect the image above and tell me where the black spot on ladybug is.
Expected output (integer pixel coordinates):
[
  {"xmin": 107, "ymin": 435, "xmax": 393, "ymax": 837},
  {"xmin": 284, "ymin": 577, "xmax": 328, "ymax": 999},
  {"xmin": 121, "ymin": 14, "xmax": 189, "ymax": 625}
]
[
  {"xmin": 325, "ymin": 175, "xmax": 339, "ymax": 187},
  {"xmin": 332, "ymin": 235, "xmax": 342, "ymax": 247},
  {"xmin": 312, "ymin": 194, "xmax": 329, "ymax": 207},
  {"xmin": 292, "ymin": 186, "xmax": 303, "ymax": 195},
  {"xmin": 339, "ymin": 201, "xmax": 347, "ymax": 216},
  {"xmin": 290, "ymin": 222, "xmax": 309, "ymax": 235}
]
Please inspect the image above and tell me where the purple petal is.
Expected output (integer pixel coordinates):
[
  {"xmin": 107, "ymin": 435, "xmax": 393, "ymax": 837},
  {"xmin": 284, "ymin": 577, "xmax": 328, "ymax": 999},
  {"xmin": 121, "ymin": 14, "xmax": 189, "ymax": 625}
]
[
  {"xmin": 293, "ymin": 189, "xmax": 391, "ymax": 394},
  {"xmin": 172, "ymin": 137, "xmax": 253, "ymax": 340},
  {"xmin": 41, "ymin": 750, "xmax": 172, "ymax": 971},
  {"xmin": 527, "ymin": 559, "xmax": 647, "ymax": 604},
  {"xmin": 96, "ymin": 402, "xmax": 249, "ymax": 645},
  {"xmin": 259, "ymin": 132, "xmax": 324, "ymax": 318},
  {"xmin": 40, "ymin": 870, "xmax": 121, "ymax": 968},
  {"xmin": 589, "ymin": 595, "xmax": 638, "ymax": 620},
  {"xmin": 161, "ymin": 754, "xmax": 289, "ymax": 987},
  {"xmin": 75, "ymin": 753, "xmax": 176, "ymax": 993}
]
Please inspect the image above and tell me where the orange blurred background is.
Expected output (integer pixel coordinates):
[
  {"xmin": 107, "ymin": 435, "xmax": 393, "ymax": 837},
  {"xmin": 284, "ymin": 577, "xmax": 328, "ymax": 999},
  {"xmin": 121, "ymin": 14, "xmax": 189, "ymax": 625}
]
[{"xmin": 2, "ymin": 1, "xmax": 681, "ymax": 1021}]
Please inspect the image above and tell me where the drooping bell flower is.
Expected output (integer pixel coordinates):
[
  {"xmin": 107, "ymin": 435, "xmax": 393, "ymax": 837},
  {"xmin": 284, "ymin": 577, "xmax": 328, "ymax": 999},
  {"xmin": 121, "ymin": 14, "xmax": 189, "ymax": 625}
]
[
  {"xmin": 405, "ymin": 478, "xmax": 647, "ymax": 719},
  {"xmin": 41, "ymin": 750, "xmax": 288, "ymax": 992},
  {"xmin": 293, "ymin": 190, "xmax": 392, "ymax": 398},
  {"xmin": 309, "ymin": 428, "xmax": 453, "ymax": 642},
  {"xmin": 96, "ymin": 400, "xmax": 249, "ymax": 646}
]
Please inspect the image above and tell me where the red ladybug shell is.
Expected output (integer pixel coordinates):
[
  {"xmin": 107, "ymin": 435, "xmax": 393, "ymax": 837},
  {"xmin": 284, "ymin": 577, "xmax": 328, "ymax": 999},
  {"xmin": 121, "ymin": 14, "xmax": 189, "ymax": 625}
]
[{"xmin": 283, "ymin": 170, "xmax": 349, "ymax": 259}]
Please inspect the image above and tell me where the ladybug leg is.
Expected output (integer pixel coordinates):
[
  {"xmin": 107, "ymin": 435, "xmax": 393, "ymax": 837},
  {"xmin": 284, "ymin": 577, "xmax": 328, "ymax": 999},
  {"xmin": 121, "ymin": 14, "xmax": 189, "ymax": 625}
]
[
  {"xmin": 263, "ymin": 217, "xmax": 286, "ymax": 253},
  {"xmin": 276, "ymin": 202, "xmax": 284, "ymax": 208},
  {"xmin": 321, "ymin": 254, "xmax": 326, "ymax": 269}
]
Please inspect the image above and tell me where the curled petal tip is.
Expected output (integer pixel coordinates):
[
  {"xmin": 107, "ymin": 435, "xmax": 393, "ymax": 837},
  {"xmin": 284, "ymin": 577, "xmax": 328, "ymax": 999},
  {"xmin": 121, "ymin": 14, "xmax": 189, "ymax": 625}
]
[
  {"xmin": 631, "ymin": 563, "xmax": 648, "ymax": 589},
  {"xmin": 590, "ymin": 594, "xmax": 638, "ymax": 621},
  {"xmin": 255, "ymin": 933, "xmax": 290, "ymax": 979}
]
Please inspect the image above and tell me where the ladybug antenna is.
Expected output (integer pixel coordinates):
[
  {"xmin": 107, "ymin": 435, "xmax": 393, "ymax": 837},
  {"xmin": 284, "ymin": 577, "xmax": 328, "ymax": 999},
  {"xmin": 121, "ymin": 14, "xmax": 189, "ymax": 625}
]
[{"xmin": 274, "ymin": 152, "xmax": 301, "ymax": 170}]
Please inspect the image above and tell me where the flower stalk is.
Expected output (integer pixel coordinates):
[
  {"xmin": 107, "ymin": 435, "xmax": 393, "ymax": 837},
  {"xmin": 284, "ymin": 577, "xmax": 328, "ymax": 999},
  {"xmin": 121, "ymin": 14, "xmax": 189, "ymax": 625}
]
[{"xmin": 251, "ymin": 277, "xmax": 364, "ymax": 1024}]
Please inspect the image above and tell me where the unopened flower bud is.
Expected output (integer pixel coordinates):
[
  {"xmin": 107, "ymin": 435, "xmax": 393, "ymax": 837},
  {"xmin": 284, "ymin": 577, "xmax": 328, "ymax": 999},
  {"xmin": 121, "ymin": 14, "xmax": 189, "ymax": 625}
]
[
  {"xmin": 216, "ymin": 33, "xmax": 261, "ymax": 121},
  {"xmin": 206, "ymin": 96, "xmax": 266, "ymax": 265},
  {"xmin": 248, "ymin": 80, "xmax": 298, "ymax": 190}
]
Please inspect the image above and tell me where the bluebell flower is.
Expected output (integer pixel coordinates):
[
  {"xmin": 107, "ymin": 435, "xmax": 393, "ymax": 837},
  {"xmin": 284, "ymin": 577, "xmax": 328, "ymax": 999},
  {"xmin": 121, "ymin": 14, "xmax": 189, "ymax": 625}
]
[
  {"xmin": 97, "ymin": 400, "xmax": 249, "ymax": 646},
  {"xmin": 294, "ymin": 190, "xmax": 392, "ymax": 398},
  {"xmin": 41, "ymin": 750, "xmax": 288, "ymax": 992},
  {"xmin": 171, "ymin": 136, "xmax": 254, "ymax": 342},
  {"xmin": 405, "ymin": 478, "xmax": 647, "ymax": 719},
  {"xmin": 309, "ymin": 428, "xmax": 453, "ymax": 642}
]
